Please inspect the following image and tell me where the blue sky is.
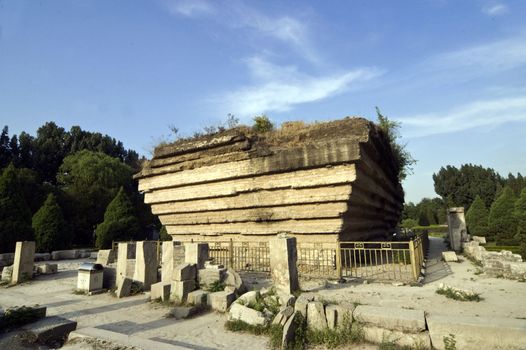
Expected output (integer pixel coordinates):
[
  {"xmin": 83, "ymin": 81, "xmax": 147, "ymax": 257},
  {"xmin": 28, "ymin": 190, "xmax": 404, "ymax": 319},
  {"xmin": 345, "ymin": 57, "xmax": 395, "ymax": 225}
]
[{"xmin": 1, "ymin": 0, "xmax": 525, "ymax": 203}]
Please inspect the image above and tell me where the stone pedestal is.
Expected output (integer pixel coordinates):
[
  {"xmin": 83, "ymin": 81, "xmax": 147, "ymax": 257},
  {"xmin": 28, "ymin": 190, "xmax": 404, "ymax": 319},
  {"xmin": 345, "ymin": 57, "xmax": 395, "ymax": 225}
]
[
  {"xmin": 185, "ymin": 243, "xmax": 209, "ymax": 269},
  {"xmin": 96, "ymin": 249, "xmax": 116, "ymax": 265},
  {"xmin": 12, "ymin": 241, "xmax": 35, "ymax": 284},
  {"xmin": 269, "ymin": 236, "xmax": 299, "ymax": 294},
  {"xmin": 134, "ymin": 241, "xmax": 158, "ymax": 290},
  {"xmin": 116, "ymin": 243, "xmax": 135, "ymax": 288},
  {"xmin": 161, "ymin": 241, "xmax": 185, "ymax": 282},
  {"xmin": 447, "ymin": 207, "xmax": 467, "ymax": 253}
]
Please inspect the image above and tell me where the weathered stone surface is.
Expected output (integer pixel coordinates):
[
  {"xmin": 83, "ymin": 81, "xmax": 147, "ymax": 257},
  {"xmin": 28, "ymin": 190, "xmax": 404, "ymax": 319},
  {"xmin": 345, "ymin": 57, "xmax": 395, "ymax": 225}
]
[
  {"xmin": 22, "ymin": 316, "xmax": 77, "ymax": 344},
  {"xmin": 269, "ymin": 236, "xmax": 299, "ymax": 294},
  {"xmin": 169, "ymin": 305, "xmax": 201, "ymax": 319},
  {"xmin": 116, "ymin": 243, "xmax": 135, "ymax": 289},
  {"xmin": 426, "ymin": 314, "xmax": 526, "ymax": 350},
  {"xmin": 472, "ymin": 236, "xmax": 486, "ymax": 244},
  {"xmin": 161, "ymin": 241, "xmax": 185, "ymax": 282},
  {"xmin": 325, "ymin": 303, "xmax": 355, "ymax": 330},
  {"xmin": 442, "ymin": 251, "xmax": 458, "ymax": 262},
  {"xmin": 307, "ymin": 301, "xmax": 327, "ymax": 331},
  {"xmin": 172, "ymin": 263, "xmax": 197, "ymax": 281},
  {"xmin": 38, "ymin": 263, "xmax": 58, "ymax": 274},
  {"xmin": 34, "ymin": 253, "xmax": 51, "ymax": 261},
  {"xmin": 1, "ymin": 265, "xmax": 13, "ymax": 282},
  {"xmin": 282, "ymin": 312, "xmax": 300, "ymax": 349},
  {"xmin": 12, "ymin": 241, "xmax": 35, "ymax": 284},
  {"xmin": 447, "ymin": 207, "xmax": 467, "ymax": 252},
  {"xmin": 362, "ymin": 325, "xmax": 431, "ymax": 349},
  {"xmin": 207, "ymin": 291, "xmax": 235, "ymax": 312},
  {"xmin": 224, "ymin": 268, "xmax": 246, "ymax": 294},
  {"xmin": 187, "ymin": 290, "xmax": 208, "ymax": 306},
  {"xmin": 272, "ymin": 306, "xmax": 294, "ymax": 326},
  {"xmin": 198, "ymin": 268, "xmax": 226, "ymax": 287},
  {"xmin": 133, "ymin": 241, "xmax": 158, "ymax": 290},
  {"xmin": 103, "ymin": 266, "xmax": 116, "ymax": 289},
  {"xmin": 294, "ymin": 293, "xmax": 314, "ymax": 318},
  {"xmin": 51, "ymin": 249, "xmax": 83, "ymax": 260},
  {"xmin": 116, "ymin": 277, "xmax": 132, "ymax": 298},
  {"xmin": 229, "ymin": 303, "xmax": 268, "ymax": 326},
  {"xmin": 171, "ymin": 280, "xmax": 196, "ymax": 302},
  {"xmin": 237, "ymin": 291, "xmax": 260, "ymax": 305},
  {"xmin": 185, "ymin": 243, "xmax": 209, "ymax": 269},
  {"xmin": 151, "ymin": 281, "xmax": 171, "ymax": 301},
  {"xmin": 353, "ymin": 305, "xmax": 426, "ymax": 333},
  {"xmin": 277, "ymin": 292, "xmax": 295, "ymax": 307},
  {"xmin": 96, "ymin": 249, "xmax": 116, "ymax": 265}
]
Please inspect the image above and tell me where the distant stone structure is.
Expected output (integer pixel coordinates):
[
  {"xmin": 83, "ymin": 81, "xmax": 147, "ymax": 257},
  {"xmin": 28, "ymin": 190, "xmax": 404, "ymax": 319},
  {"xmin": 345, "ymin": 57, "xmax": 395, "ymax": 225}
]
[
  {"xmin": 447, "ymin": 207, "xmax": 468, "ymax": 252},
  {"xmin": 135, "ymin": 117, "xmax": 403, "ymax": 243}
]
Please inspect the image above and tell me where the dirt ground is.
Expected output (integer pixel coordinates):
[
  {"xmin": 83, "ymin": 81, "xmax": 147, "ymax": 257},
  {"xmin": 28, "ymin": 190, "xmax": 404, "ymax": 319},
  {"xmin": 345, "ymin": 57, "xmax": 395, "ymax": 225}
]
[{"xmin": 1, "ymin": 237, "xmax": 525, "ymax": 349}]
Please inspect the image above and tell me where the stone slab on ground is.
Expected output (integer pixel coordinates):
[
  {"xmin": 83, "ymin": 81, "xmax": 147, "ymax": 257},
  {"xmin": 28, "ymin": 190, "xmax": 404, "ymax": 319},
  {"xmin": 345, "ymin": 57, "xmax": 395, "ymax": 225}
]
[
  {"xmin": 307, "ymin": 301, "xmax": 327, "ymax": 331},
  {"xmin": 1, "ymin": 265, "xmax": 13, "ymax": 282},
  {"xmin": 171, "ymin": 280, "xmax": 196, "ymax": 302},
  {"xmin": 442, "ymin": 251, "xmax": 458, "ymax": 262},
  {"xmin": 229, "ymin": 303, "xmax": 268, "ymax": 326},
  {"xmin": 294, "ymin": 293, "xmax": 314, "ymax": 318},
  {"xmin": 224, "ymin": 268, "xmax": 246, "ymax": 294},
  {"xmin": 96, "ymin": 249, "xmax": 116, "ymax": 265},
  {"xmin": 426, "ymin": 314, "xmax": 526, "ymax": 350},
  {"xmin": 325, "ymin": 303, "xmax": 355, "ymax": 330},
  {"xmin": 282, "ymin": 311, "xmax": 300, "ymax": 349},
  {"xmin": 66, "ymin": 327, "xmax": 190, "ymax": 350},
  {"xmin": 472, "ymin": 236, "xmax": 486, "ymax": 244},
  {"xmin": 198, "ymin": 268, "xmax": 225, "ymax": 287},
  {"xmin": 151, "ymin": 281, "xmax": 171, "ymax": 301},
  {"xmin": 187, "ymin": 290, "xmax": 208, "ymax": 306},
  {"xmin": 353, "ymin": 305, "xmax": 426, "ymax": 333},
  {"xmin": 34, "ymin": 253, "xmax": 51, "ymax": 261},
  {"xmin": 272, "ymin": 306, "xmax": 294, "ymax": 326},
  {"xmin": 116, "ymin": 277, "xmax": 132, "ymax": 298},
  {"xmin": 169, "ymin": 305, "xmax": 202, "ymax": 319},
  {"xmin": 37, "ymin": 263, "xmax": 58, "ymax": 274},
  {"xmin": 22, "ymin": 316, "xmax": 77, "ymax": 344},
  {"xmin": 362, "ymin": 325, "xmax": 431, "ymax": 349},
  {"xmin": 207, "ymin": 291, "xmax": 235, "ymax": 312}
]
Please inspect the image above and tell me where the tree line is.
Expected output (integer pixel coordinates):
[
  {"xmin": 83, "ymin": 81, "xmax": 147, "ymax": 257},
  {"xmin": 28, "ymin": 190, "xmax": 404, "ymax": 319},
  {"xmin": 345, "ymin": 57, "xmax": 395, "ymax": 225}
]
[{"xmin": 0, "ymin": 122, "xmax": 157, "ymax": 253}]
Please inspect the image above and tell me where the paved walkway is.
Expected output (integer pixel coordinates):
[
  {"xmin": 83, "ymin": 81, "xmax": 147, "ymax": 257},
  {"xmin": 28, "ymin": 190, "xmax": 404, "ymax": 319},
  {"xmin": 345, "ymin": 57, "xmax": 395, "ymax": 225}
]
[{"xmin": 424, "ymin": 236, "xmax": 453, "ymax": 283}]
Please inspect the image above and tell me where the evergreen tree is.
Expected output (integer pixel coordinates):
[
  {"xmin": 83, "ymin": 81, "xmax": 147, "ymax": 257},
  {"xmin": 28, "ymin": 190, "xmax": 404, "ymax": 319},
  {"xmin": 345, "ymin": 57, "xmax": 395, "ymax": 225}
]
[
  {"xmin": 514, "ymin": 188, "xmax": 526, "ymax": 258},
  {"xmin": 489, "ymin": 187, "xmax": 518, "ymax": 245},
  {"xmin": 0, "ymin": 164, "xmax": 34, "ymax": 253},
  {"xmin": 159, "ymin": 226, "xmax": 172, "ymax": 241},
  {"xmin": 95, "ymin": 187, "xmax": 140, "ymax": 249},
  {"xmin": 32, "ymin": 193, "xmax": 69, "ymax": 252},
  {"xmin": 418, "ymin": 210, "xmax": 430, "ymax": 226},
  {"xmin": 465, "ymin": 195, "xmax": 489, "ymax": 238}
]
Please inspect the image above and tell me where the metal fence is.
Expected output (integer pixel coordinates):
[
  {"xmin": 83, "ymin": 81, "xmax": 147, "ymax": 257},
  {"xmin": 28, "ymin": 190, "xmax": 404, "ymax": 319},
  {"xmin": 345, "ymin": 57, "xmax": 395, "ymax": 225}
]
[{"xmin": 207, "ymin": 240, "xmax": 270, "ymax": 273}]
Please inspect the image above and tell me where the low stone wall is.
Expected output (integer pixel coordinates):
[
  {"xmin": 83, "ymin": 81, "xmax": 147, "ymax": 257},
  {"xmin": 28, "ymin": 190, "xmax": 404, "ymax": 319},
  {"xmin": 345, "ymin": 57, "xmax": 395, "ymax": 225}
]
[{"xmin": 463, "ymin": 241, "xmax": 526, "ymax": 280}]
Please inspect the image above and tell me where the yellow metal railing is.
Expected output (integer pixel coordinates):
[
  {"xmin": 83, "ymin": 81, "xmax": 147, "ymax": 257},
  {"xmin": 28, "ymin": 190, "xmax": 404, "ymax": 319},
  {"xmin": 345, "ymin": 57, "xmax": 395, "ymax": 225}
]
[{"xmin": 206, "ymin": 240, "xmax": 270, "ymax": 272}]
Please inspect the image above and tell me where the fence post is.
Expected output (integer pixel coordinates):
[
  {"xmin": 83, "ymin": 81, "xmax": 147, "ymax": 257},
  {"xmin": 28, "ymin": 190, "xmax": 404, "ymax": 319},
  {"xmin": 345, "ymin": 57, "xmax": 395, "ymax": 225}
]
[
  {"xmin": 229, "ymin": 239, "xmax": 234, "ymax": 268},
  {"xmin": 335, "ymin": 240, "xmax": 342, "ymax": 281},
  {"xmin": 409, "ymin": 239, "xmax": 418, "ymax": 281}
]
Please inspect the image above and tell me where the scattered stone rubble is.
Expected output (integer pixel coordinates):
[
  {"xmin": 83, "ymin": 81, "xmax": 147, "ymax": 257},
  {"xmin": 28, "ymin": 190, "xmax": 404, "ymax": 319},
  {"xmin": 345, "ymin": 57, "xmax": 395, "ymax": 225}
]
[{"xmin": 463, "ymin": 240, "xmax": 526, "ymax": 280}]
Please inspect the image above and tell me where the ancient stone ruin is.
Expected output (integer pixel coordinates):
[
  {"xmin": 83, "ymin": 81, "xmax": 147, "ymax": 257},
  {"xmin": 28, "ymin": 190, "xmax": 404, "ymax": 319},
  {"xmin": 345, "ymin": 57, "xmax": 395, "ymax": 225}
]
[{"xmin": 135, "ymin": 117, "xmax": 403, "ymax": 243}]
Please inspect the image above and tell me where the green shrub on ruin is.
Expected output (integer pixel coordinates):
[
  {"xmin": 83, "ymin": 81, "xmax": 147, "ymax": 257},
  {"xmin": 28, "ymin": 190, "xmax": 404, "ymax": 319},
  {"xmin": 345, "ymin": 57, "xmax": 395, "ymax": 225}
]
[
  {"xmin": 489, "ymin": 187, "xmax": 518, "ymax": 245},
  {"xmin": 0, "ymin": 164, "xmax": 34, "ymax": 253},
  {"xmin": 32, "ymin": 193, "xmax": 69, "ymax": 252},
  {"xmin": 466, "ymin": 195, "xmax": 489, "ymax": 238},
  {"xmin": 95, "ymin": 187, "xmax": 140, "ymax": 249},
  {"xmin": 252, "ymin": 115, "xmax": 274, "ymax": 133}
]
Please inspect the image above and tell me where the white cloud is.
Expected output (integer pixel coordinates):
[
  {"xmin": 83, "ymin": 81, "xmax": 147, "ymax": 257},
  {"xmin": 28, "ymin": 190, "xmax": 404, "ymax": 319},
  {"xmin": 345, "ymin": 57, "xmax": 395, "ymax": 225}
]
[
  {"xmin": 163, "ymin": 0, "xmax": 214, "ymax": 17},
  {"xmin": 398, "ymin": 95, "xmax": 526, "ymax": 138},
  {"xmin": 218, "ymin": 57, "xmax": 383, "ymax": 117},
  {"xmin": 482, "ymin": 3, "xmax": 509, "ymax": 16}
]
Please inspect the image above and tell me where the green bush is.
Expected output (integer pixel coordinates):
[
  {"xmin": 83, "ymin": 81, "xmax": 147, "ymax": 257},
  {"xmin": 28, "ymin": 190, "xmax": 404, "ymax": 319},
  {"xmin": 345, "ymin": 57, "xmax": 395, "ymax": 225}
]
[
  {"xmin": 252, "ymin": 115, "xmax": 274, "ymax": 133},
  {"xmin": 489, "ymin": 187, "xmax": 518, "ymax": 245},
  {"xmin": 32, "ymin": 193, "xmax": 69, "ymax": 252},
  {"xmin": 514, "ymin": 188, "xmax": 526, "ymax": 258},
  {"xmin": 95, "ymin": 187, "xmax": 140, "ymax": 249},
  {"xmin": 466, "ymin": 195, "xmax": 489, "ymax": 238}
]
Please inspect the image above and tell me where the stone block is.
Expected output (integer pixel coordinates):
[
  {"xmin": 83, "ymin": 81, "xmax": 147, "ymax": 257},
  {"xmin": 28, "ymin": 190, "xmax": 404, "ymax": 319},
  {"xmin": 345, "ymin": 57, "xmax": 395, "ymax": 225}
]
[
  {"xmin": 38, "ymin": 263, "xmax": 58, "ymax": 274},
  {"xmin": 325, "ymin": 303, "xmax": 354, "ymax": 330},
  {"xmin": 204, "ymin": 260, "xmax": 224, "ymax": 269},
  {"xmin": 307, "ymin": 301, "xmax": 327, "ymax": 331},
  {"xmin": 187, "ymin": 290, "xmax": 208, "ymax": 306},
  {"xmin": 269, "ymin": 236, "xmax": 299, "ymax": 294},
  {"xmin": 116, "ymin": 277, "xmax": 132, "ymax": 298},
  {"xmin": 198, "ymin": 268, "xmax": 226, "ymax": 287},
  {"xmin": 272, "ymin": 306, "xmax": 294, "ymax": 326},
  {"xmin": 96, "ymin": 249, "xmax": 116, "ymax": 265},
  {"xmin": 294, "ymin": 293, "xmax": 314, "ymax": 318},
  {"xmin": 207, "ymin": 291, "xmax": 235, "ymax": 312},
  {"xmin": 161, "ymin": 241, "xmax": 185, "ymax": 282},
  {"xmin": 151, "ymin": 281, "xmax": 171, "ymax": 301},
  {"xmin": 22, "ymin": 316, "xmax": 77, "ymax": 344},
  {"xmin": 134, "ymin": 241, "xmax": 158, "ymax": 290},
  {"xmin": 442, "ymin": 251, "xmax": 458, "ymax": 262},
  {"xmin": 185, "ymin": 243, "xmax": 209, "ymax": 269},
  {"xmin": 103, "ymin": 266, "xmax": 116, "ymax": 289},
  {"xmin": 51, "ymin": 250, "xmax": 79, "ymax": 260},
  {"xmin": 362, "ymin": 325, "xmax": 431, "ymax": 349},
  {"xmin": 77, "ymin": 265, "xmax": 103, "ymax": 292},
  {"xmin": 168, "ymin": 305, "xmax": 201, "ymax": 319},
  {"xmin": 171, "ymin": 280, "xmax": 196, "ymax": 302},
  {"xmin": 224, "ymin": 268, "xmax": 246, "ymax": 294},
  {"xmin": 277, "ymin": 292, "xmax": 295, "ymax": 307},
  {"xmin": 472, "ymin": 236, "xmax": 486, "ymax": 244},
  {"xmin": 12, "ymin": 241, "xmax": 35, "ymax": 284},
  {"xmin": 229, "ymin": 303, "xmax": 268, "ymax": 326},
  {"xmin": 1, "ymin": 265, "xmax": 13, "ymax": 282},
  {"xmin": 447, "ymin": 207, "xmax": 466, "ymax": 252},
  {"xmin": 237, "ymin": 291, "xmax": 260, "ymax": 305},
  {"xmin": 282, "ymin": 312, "xmax": 300, "ymax": 349},
  {"xmin": 116, "ymin": 243, "xmax": 134, "ymax": 289},
  {"xmin": 34, "ymin": 253, "xmax": 51, "ymax": 261},
  {"xmin": 426, "ymin": 314, "xmax": 526, "ymax": 350},
  {"xmin": 172, "ymin": 263, "xmax": 197, "ymax": 281},
  {"xmin": 353, "ymin": 305, "xmax": 426, "ymax": 333}
]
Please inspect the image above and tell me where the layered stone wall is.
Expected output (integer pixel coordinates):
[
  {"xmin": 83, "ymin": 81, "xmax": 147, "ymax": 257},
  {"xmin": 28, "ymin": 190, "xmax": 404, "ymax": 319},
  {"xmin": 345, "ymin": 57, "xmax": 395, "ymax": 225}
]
[{"xmin": 135, "ymin": 117, "xmax": 403, "ymax": 243}]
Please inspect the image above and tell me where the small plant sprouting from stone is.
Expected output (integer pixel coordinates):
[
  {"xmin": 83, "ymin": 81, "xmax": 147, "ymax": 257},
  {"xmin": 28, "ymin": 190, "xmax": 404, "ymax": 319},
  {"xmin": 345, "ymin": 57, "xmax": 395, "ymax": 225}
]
[
  {"xmin": 207, "ymin": 280, "xmax": 226, "ymax": 292},
  {"xmin": 72, "ymin": 289, "xmax": 88, "ymax": 295},
  {"xmin": 443, "ymin": 333, "xmax": 457, "ymax": 350},
  {"xmin": 436, "ymin": 285, "xmax": 482, "ymax": 302},
  {"xmin": 303, "ymin": 312, "xmax": 364, "ymax": 349},
  {"xmin": 225, "ymin": 320, "xmax": 283, "ymax": 349}
]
